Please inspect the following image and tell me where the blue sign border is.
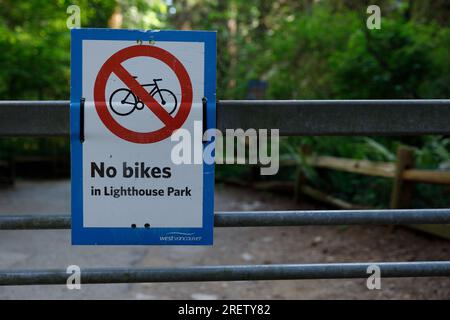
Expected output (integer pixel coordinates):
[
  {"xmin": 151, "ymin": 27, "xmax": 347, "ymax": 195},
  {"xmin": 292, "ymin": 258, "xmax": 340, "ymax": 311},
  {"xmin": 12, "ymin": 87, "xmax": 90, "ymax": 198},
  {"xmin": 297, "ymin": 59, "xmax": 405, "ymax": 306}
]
[{"xmin": 70, "ymin": 29, "xmax": 216, "ymax": 245}]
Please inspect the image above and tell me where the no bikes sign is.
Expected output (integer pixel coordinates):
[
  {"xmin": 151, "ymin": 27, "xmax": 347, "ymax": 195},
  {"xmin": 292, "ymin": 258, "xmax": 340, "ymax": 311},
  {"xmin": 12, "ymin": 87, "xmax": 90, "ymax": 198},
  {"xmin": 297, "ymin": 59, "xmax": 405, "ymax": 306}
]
[
  {"xmin": 70, "ymin": 29, "xmax": 216, "ymax": 245},
  {"xmin": 95, "ymin": 44, "xmax": 193, "ymax": 143}
]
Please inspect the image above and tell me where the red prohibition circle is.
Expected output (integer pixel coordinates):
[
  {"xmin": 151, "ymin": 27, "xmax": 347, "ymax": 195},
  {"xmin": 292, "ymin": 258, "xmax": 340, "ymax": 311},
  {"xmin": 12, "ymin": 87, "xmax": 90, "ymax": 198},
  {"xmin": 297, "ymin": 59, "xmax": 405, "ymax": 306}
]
[{"xmin": 93, "ymin": 45, "xmax": 193, "ymax": 144}]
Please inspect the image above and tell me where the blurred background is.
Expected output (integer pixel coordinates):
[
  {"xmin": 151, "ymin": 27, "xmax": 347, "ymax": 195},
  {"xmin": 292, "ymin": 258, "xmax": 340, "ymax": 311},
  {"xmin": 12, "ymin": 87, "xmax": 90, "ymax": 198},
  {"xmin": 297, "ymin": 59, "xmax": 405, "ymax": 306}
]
[
  {"xmin": 0, "ymin": 0, "xmax": 449, "ymax": 299},
  {"xmin": 0, "ymin": 0, "xmax": 448, "ymax": 210}
]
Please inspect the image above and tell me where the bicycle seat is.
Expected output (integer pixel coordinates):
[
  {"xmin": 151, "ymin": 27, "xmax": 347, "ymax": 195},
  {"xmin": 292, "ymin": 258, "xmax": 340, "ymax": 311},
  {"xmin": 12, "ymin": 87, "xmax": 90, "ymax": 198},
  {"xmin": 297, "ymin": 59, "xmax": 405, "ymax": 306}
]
[
  {"xmin": 153, "ymin": 78, "xmax": 162, "ymax": 82},
  {"xmin": 132, "ymin": 76, "xmax": 138, "ymax": 79}
]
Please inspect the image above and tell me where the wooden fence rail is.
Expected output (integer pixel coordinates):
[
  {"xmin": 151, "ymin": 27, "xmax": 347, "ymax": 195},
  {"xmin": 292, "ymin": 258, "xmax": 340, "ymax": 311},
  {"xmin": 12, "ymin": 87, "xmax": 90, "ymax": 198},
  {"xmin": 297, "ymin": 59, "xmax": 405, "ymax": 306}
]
[
  {"xmin": 221, "ymin": 146, "xmax": 450, "ymax": 239},
  {"xmin": 303, "ymin": 153, "xmax": 450, "ymax": 186}
]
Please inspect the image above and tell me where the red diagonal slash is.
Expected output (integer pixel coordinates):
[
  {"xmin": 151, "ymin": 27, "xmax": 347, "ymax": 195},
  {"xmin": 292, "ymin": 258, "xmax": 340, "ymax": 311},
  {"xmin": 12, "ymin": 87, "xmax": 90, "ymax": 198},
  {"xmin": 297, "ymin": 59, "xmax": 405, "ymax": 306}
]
[{"xmin": 113, "ymin": 63, "xmax": 174, "ymax": 128}]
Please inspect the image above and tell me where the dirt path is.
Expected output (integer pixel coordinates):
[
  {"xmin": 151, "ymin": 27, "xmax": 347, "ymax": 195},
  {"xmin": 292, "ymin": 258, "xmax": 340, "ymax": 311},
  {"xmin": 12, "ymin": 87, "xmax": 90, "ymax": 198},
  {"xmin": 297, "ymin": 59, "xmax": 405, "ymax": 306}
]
[{"xmin": 0, "ymin": 180, "xmax": 449, "ymax": 299}]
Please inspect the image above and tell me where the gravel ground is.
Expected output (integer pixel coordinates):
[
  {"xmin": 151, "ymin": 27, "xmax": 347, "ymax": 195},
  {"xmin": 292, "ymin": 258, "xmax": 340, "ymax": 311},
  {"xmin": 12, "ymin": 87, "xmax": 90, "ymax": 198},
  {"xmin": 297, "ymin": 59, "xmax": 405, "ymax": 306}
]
[{"xmin": 0, "ymin": 180, "xmax": 449, "ymax": 299}]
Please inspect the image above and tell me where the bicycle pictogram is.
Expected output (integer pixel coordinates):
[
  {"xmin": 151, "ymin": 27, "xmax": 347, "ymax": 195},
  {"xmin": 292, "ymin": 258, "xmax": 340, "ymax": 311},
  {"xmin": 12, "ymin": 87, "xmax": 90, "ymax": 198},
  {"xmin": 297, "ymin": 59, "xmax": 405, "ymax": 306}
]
[{"xmin": 109, "ymin": 77, "xmax": 178, "ymax": 116}]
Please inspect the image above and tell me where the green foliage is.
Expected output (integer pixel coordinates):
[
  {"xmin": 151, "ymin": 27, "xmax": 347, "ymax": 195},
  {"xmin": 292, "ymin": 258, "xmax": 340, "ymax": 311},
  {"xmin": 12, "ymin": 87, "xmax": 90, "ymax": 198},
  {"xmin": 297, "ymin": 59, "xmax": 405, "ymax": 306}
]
[
  {"xmin": 0, "ymin": 0, "xmax": 167, "ymax": 99},
  {"xmin": 329, "ymin": 20, "xmax": 449, "ymax": 99},
  {"xmin": 0, "ymin": 0, "xmax": 448, "ymax": 207},
  {"xmin": 0, "ymin": 0, "xmax": 166, "ymax": 161}
]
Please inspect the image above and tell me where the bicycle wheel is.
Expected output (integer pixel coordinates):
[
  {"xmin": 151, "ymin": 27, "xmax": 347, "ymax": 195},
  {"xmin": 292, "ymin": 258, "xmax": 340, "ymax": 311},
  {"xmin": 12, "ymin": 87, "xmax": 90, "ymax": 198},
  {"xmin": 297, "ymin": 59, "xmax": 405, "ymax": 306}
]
[
  {"xmin": 109, "ymin": 88, "xmax": 137, "ymax": 116},
  {"xmin": 153, "ymin": 89, "xmax": 178, "ymax": 115}
]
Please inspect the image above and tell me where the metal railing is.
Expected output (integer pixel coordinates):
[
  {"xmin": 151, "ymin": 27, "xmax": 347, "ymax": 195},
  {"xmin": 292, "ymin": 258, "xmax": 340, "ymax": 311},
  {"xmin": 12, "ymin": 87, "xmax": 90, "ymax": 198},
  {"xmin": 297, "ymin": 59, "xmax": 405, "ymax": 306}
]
[
  {"xmin": 0, "ymin": 99, "xmax": 450, "ymax": 285},
  {"xmin": 1, "ymin": 100, "xmax": 450, "ymax": 136},
  {"xmin": 1, "ymin": 209, "xmax": 450, "ymax": 229},
  {"xmin": 3, "ymin": 262, "xmax": 450, "ymax": 286}
]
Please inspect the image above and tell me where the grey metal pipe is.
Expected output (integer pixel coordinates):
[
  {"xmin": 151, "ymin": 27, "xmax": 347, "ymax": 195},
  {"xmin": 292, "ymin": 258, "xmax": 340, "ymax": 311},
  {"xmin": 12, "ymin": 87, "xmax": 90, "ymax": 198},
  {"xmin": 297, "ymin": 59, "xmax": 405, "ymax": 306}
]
[
  {"xmin": 0, "ymin": 215, "xmax": 71, "ymax": 229},
  {"xmin": 0, "ymin": 100, "xmax": 69, "ymax": 137},
  {"xmin": 215, "ymin": 209, "xmax": 450, "ymax": 227},
  {"xmin": 0, "ymin": 209, "xmax": 449, "ymax": 230},
  {"xmin": 1, "ymin": 99, "xmax": 450, "ymax": 136},
  {"xmin": 1, "ymin": 261, "xmax": 449, "ymax": 285}
]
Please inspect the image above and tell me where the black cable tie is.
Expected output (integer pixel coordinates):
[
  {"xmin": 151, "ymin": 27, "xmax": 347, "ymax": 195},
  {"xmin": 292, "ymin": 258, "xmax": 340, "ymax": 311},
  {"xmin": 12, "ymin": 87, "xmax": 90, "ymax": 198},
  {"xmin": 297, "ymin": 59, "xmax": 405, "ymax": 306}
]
[{"xmin": 80, "ymin": 98, "xmax": 85, "ymax": 143}]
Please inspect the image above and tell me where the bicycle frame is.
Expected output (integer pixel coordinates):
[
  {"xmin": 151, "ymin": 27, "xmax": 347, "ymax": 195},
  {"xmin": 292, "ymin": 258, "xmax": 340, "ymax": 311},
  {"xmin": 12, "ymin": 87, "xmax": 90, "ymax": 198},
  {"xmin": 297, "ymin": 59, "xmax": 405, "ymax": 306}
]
[
  {"xmin": 113, "ymin": 78, "xmax": 174, "ymax": 114},
  {"xmin": 139, "ymin": 80, "xmax": 165, "ymax": 102}
]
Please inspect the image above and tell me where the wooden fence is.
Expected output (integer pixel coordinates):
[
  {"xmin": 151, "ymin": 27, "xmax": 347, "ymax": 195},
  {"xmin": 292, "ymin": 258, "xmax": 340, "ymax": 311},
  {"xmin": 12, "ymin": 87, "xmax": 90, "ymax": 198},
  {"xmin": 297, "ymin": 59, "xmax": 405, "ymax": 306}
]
[{"xmin": 219, "ymin": 145, "xmax": 450, "ymax": 239}]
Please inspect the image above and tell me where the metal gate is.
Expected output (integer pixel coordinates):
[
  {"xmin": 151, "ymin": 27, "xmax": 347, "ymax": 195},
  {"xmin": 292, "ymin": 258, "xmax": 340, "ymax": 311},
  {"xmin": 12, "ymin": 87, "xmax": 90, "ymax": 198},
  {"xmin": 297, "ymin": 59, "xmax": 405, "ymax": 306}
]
[{"xmin": 0, "ymin": 99, "xmax": 449, "ymax": 285}]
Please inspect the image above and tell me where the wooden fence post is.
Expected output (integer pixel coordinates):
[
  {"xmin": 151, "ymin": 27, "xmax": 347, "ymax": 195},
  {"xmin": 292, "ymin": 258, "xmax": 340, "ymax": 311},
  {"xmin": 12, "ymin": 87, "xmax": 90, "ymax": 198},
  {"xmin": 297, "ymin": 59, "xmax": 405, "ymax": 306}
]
[{"xmin": 390, "ymin": 146, "xmax": 415, "ymax": 209}]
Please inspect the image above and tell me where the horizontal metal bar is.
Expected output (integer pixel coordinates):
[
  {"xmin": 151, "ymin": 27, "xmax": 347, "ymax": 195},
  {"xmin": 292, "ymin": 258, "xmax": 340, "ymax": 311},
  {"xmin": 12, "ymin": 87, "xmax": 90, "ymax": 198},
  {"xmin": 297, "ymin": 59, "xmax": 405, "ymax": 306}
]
[
  {"xmin": 1, "ymin": 261, "xmax": 449, "ymax": 285},
  {"xmin": 219, "ymin": 100, "xmax": 450, "ymax": 136},
  {"xmin": 1, "ymin": 100, "xmax": 449, "ymax": 136},
  {"xmin": 0, "ymin": 215, "xmax": 71, "ymax": 229},
  {"xmin": 0, "ymin": 209, "xmax": 449, "ymax": 230},
  {"xmin": 0, "ymin": 101, "xmax": 69, "ymax": 137}
]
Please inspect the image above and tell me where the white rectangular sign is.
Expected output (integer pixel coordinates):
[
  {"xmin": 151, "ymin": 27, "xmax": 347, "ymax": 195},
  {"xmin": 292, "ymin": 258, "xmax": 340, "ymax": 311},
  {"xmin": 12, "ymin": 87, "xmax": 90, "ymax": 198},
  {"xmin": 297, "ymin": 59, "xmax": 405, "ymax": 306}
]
[{"xmin": 71, "ymin": 29, "xmax": 216, "ymax": 245}]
